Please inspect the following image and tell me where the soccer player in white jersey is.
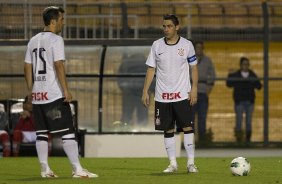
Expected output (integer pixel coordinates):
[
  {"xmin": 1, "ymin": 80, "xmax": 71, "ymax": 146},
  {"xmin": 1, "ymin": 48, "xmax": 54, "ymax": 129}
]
[
  {"xmin": 24, "ymin": 6, "xmax": 98, "ymax": 178},
  {"xmin": 142, "ymin": 14, "xmax": 199, "ymax": 173}
]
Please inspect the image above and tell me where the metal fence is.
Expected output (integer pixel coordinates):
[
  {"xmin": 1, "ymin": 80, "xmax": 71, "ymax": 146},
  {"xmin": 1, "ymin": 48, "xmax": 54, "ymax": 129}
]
[
  {"xmin": 1, "ymin": 1, "xmax": 282, "ymax": 40},
  {"xmin": 1, "ymin": 39, "xmax": 282, "ymax": 146},
  {"xmin": 0, "ymin": 1, "xmax": 282, "ymax": 147}
]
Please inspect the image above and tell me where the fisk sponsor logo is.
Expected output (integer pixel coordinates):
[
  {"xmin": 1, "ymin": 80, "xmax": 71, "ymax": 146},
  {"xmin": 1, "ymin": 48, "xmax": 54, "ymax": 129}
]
[
  {"xmin": 162, "ymin": 92, "xmax": 181, "ymax": 100},
  {"xmin": 32, "ymin": 92, "xmax": 48, "ymax": 101}
]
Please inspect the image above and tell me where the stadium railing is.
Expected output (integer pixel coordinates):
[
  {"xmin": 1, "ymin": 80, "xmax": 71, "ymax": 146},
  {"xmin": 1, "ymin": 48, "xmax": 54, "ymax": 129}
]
[
  {"xmin": 0, "ymin": 39, "xmax": 282, "ymax": 148},
  {"xmin": 0, "ymin": 1, "xmax": 282, "ymax": 148},
  {"xmin": 1, "ymin": 1, "xmax": 282, "ymax": 40}
]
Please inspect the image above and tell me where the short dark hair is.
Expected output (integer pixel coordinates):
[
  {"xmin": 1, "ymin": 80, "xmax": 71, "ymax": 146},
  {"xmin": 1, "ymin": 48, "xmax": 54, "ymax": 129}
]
[
  {"xmin": 43, "ymin": 6, "xmax": 65, "ymax": 26},
  {"xmin": 240, "ymin": 57, "xmax": 249, "ymax": 65},
  {"xmin": 163, "ymin": 14, "xmax": 179, "ymax": 26}
]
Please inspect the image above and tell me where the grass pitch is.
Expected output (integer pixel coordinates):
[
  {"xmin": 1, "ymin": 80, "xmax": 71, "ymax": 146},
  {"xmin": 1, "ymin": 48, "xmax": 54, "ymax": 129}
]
[{"xmin": 0, "ymin": 157, "xmax": 281, "ymax": 184}]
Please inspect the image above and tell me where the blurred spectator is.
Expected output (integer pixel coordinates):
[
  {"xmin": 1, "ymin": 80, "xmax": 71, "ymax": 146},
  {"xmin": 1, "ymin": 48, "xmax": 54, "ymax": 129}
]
[
  {"xmin": 115, "ymin": 53, "xmax": 152, "ymax": 129},
  {"xmin": 226, "ymin": 57, "xmax": 262, "ymax": 145},
  {"xmin": 192, "ymin": 41, "xmax": 216, "ymax": 145},
  {"xmin": 12, "ymin": 97, "xmax": 51, "ymax": 156},
  {"xmin": 0, "ymin": 104, "xmax": 11, "ymax": 157}
]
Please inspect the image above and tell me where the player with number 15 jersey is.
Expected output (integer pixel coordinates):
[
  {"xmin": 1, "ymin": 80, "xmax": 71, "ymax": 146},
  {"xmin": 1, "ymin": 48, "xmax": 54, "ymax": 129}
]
[
  {"xmin": 25, "ymin": 32, "xmax": 65, "ymax": 104},
  {"xmin": 24, "ymin": 6, "xmax": 98, "ymax": 178}
]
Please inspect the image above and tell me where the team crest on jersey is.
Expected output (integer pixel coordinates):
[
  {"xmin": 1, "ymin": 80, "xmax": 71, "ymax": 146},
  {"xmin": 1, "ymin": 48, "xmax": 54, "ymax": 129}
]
[{"xmin": 178, "ymin": 48, "xmax": 185, "ymax": 56}]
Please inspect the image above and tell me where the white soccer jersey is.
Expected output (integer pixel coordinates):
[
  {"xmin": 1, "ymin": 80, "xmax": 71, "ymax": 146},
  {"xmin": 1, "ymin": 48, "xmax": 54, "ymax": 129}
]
[
  {"xmin": 146, "ymin": 37, "xmax": 197, "ymax": 103},
  {"xmin": 25, "ymin": 32, "xmax": 65, "ymax": 104}
]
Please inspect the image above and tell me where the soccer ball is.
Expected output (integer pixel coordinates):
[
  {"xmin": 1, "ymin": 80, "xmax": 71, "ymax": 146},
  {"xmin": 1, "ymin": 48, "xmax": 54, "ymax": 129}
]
[{"xmin": 230, "ymin": 157, "xmax": 251, "ymax": 176}]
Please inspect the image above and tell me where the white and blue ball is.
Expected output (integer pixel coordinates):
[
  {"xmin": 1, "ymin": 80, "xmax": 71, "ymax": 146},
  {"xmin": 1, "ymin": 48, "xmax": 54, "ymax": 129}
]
[{"xmin": 230, "ymin": 157, "xmax": 251, "ymax": 176}]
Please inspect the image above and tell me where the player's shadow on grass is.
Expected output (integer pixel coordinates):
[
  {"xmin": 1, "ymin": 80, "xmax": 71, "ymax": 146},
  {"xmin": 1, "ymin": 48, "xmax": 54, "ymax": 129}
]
[
  {"xmin": 9, "ymin": 176, "xmax": 74, "ymax": 181},
  {"xmin": 150, "ymin": 172, "xmax": 188, "ymax": 176}
]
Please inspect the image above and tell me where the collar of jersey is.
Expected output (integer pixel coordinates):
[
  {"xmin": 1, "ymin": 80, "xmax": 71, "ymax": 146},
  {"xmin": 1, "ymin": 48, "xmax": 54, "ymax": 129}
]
[{"xmin": 164, "ymin": 36, "xmax": 180, "ymax": 46}]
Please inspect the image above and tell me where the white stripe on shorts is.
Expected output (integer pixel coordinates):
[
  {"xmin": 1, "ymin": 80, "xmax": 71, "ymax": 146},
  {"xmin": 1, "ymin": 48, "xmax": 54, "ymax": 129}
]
[
  {"xmin": 50, "ymin": 128, "xmax": 69, "ymax": 134},
  {"xmin": 37, "ymin": 134, "xmax": 48, "ymax": 138},
  {"xmin": 36, "ymin": 130, "xmax": 48, "ymax": 133}
]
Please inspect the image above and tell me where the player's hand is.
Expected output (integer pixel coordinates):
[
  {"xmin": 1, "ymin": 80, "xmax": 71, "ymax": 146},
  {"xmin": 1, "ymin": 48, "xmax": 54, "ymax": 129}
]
[
  {"xmin": 27, "ymin": 92, "xmax": 32, "ymax": 103},
  {"xmin": 189, "ymin": 87, "xmax": 197, "ymax": 106},
  {"xmin": 142, "ymin": 91, "xmax": 150, "ymax": 108},
  {"xmin": 64, "ymin": 90, "xmax": 72, "ymax": 102},
  {"xmin": 21, "ymin": 110, "xmax": 30, "ymax": 119}
]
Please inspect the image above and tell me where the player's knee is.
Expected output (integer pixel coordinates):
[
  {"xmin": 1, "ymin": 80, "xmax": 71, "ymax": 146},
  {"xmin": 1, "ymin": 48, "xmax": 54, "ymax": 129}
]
[
  {"xmin": 183, "ymin": 126, "xmax": 194, "ymax": 134},
  {"xmin": 62, "ymin": 133, "xmax": 76, "ymax": 141},
  {"xmin": 36, "ymin": 133, "xmax": 49, "ymax": 142},
  {"xmin": 164, "ymin": 131, "xmax": 174, "ymax": 138},
  {"xmin": 183, "ymin": 126, "xmax": 194, "ymax": 133}
]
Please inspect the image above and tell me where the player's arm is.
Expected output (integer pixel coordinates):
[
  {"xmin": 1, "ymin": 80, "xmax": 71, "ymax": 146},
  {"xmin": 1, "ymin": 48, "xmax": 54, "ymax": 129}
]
[
  {"xmin": 142, "ymin": 67, "xmax": 155, "ymax": 107},
  {"xmin": 54, "ymin": 60, "xmax": 72, "ymax": 102},
  {"xmin": 190, "ymin": 64, "xmax": 198, "ymax": 105},
  {"xmin": 24, "ymin": 63, "xmax": 33, "ymax": 101}
]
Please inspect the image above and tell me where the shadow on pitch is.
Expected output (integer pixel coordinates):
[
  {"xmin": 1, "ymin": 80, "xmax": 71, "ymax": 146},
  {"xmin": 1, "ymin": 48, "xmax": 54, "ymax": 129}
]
[
  {"xmin": 150, "ymin": 172, "xmax": 188, "ymax": 176},
  {"xmin": 8, "ymin": 176, "xmax": 76, "ymax": 181}
]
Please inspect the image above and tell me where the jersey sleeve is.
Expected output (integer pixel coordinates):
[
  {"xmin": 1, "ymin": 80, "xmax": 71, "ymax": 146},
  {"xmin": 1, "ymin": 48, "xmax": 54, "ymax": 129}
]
[
  {"xmin": 187, "ymin": 41, "xmax": 197, "ymax": 66},
  {"xmin": 52, "ymin": 36, "xmax": 65, "ymax": 62},
  {"xmin": 145, "ymin": 41, "xmax": 157, "ymax": 68},
  {"xmin": 24, "ymin": 43, "xmax": 32, "ymax": 64}
]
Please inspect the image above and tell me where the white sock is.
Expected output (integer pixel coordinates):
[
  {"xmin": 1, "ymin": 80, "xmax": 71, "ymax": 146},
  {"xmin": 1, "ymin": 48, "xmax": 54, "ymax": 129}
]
[
  {"xmin": 36, "ymin": 140, "xmax": 50, "ymax": 172},
  {"xmin": 184, "ymin": 133, "xmax": 195, "ymax": 166},
  {"xmin": 62, "ymin": 139, "xmax": 83, "ymax": 172},
  {"xmin": 164, "ymin": 136, "xmax": 177, "ymax": 166}
]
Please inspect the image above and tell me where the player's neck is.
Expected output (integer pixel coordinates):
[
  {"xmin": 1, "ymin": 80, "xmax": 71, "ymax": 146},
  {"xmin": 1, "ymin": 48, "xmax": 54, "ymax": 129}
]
[
  {"xmin": 43, "ymin": 27, "xmax": 56, "ymax": 34},
  {"xmin": 165, "ymin": 35, "xmax": 180, "ymax": 45}
]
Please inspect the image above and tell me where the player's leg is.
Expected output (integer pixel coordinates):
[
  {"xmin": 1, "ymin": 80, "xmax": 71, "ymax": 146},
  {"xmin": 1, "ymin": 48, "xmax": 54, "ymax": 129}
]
[
  {"xmin": 174, "ymin": 100, "xmax": 198, "ymax": 173},
  {"xmin": 61, "ymin": 133, "xmax": 83, "ymax": 172},
  {"xmin": 48, "ymin": 98, "xmax": 98, "ymax": 178},
  {"xmin": 47, "ymin": 134, "xmax": 52, "ymax": 156},
  {"xmin": 182, "ymin": 128, "xmax": 198, "ymax": 173},
  {"xmin": 155, "ymin": 101, "xmax": 177, "ymax": 173},
  {"xmin": 37, "ymin": 131, "xmax": 57, "ymax": 177},
  {"xmin": 163, "ymin": 129, "xmax": 178, "ymax": 173},
  {"xmin": 33, "ymin": 104, "xmax": 57, "ymax": 178}
]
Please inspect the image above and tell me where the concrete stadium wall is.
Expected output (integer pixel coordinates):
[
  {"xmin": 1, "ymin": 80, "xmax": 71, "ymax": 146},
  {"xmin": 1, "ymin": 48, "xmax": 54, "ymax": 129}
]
[{"xmin": 84, "ymin": 134, "xmax": 181, "ymax": 158}]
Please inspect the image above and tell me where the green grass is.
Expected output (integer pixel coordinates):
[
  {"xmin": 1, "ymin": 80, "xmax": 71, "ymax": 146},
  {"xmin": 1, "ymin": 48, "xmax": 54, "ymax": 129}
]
[{"xmin": 0, "ymin": 157, "xmax": 282, "ymax": 184}]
